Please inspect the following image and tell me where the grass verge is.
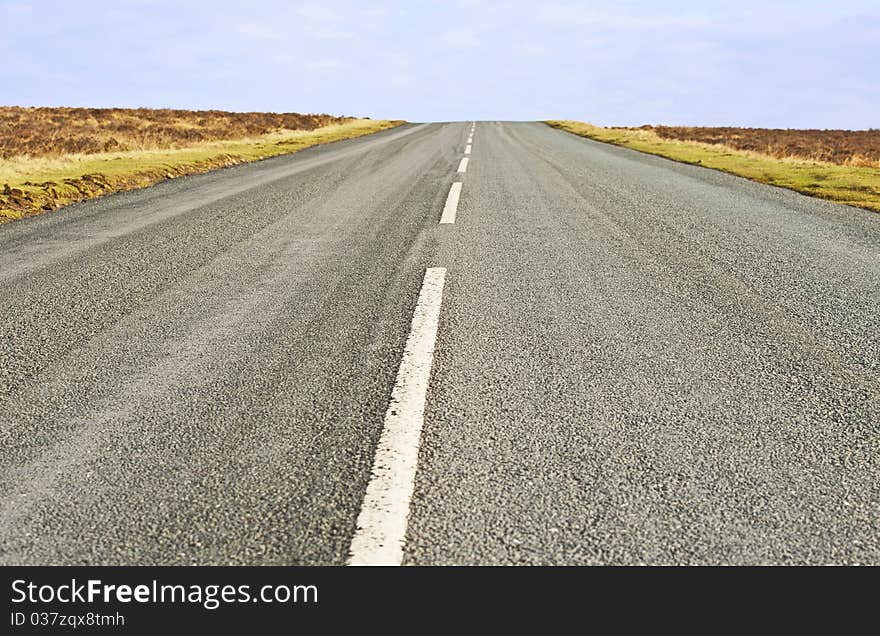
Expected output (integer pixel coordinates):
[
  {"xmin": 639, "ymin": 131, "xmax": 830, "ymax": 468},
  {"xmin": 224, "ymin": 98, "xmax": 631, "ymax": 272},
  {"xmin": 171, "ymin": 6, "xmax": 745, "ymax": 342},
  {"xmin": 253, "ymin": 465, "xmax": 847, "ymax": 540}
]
[
  {"xmin": 0, "ymin": 118, "xmax": 403, "ymax": 223},
  {"xmin": 545, "ymin": 120, "xmax": 880, "ymax": 213}
]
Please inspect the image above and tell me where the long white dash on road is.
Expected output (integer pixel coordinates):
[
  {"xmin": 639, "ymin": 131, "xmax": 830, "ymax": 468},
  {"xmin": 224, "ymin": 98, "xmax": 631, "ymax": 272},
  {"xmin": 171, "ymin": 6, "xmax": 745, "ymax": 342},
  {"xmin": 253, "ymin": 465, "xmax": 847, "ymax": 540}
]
[
  {"xmin": 440, "ymin": 182, "xmax": 462, "ymax": 224},
  {"xmin": 467, "ymin": 136, "xmax": 473, "ymax": 144},
  {"xmin": 349, "ymin": 268, "xmax": 447, "ymax": 566},
  {"xmin": 465, "ymin": 144, "xmax": 472, "ymax": 155},
  {"xmin": 457, "ymin": 157, "xmax": 469, "ymax": 173}
]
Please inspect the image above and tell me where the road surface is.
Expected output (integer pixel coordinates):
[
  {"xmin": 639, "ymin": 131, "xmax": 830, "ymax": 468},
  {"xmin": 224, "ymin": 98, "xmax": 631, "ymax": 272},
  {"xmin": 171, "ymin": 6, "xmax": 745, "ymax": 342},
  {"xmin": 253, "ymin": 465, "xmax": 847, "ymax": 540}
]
[{"xmin": 0, "ymin": 122, "xmax": 877, "ymax": 565}]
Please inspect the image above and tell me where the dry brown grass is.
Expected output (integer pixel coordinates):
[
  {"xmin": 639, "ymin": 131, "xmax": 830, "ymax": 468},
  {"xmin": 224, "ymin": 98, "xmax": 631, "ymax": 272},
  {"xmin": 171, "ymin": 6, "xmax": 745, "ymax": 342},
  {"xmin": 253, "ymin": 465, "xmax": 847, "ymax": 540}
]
[
  {"xmin": 624, "ymin": 126, "xmax": 880, "ymax": 168},
  {"xmin": 0, "ymin": 109, "xmax": 403, "ymax": 223},
  {"xmin": 0, "ymin": 106, "xmax": 351, "ymax": 158},
  {"xmin": 547, "ymin": 121, "xmax": 880, "ymax": 213}
]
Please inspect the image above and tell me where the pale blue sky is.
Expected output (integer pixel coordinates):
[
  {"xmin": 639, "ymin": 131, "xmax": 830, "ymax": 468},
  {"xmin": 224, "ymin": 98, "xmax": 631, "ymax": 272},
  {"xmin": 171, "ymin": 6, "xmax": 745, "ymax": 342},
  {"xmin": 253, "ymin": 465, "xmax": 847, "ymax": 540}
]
[{"xmin": 2, "ymin": 0, "xmax": 878, "ymax": 127}]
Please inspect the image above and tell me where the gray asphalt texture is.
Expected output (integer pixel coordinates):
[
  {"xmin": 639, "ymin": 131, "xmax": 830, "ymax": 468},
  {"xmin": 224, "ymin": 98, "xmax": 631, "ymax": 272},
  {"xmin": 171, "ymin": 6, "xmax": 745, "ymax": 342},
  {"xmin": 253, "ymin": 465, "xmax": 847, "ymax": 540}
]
[{"xmin": 1, "ymin": 122, "xmax": 878, "ymax": 565}]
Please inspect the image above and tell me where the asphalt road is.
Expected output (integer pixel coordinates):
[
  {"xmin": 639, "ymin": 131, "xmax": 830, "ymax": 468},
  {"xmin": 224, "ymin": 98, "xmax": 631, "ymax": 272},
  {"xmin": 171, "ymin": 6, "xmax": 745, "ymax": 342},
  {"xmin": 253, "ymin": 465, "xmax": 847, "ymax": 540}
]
[{"xmin": 0, "ymin": 122, "xmax": 877, "ymax": 565}]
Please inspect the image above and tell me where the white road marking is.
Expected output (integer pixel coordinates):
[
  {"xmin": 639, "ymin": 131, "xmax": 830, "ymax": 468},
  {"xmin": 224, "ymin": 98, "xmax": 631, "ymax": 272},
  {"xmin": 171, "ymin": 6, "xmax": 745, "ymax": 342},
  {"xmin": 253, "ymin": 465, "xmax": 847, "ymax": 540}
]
[
  {"xmin": 457, "ymin": 157, "xmax": 469, "ymax": 173},
  {"xmin": 440, "ymin": 182, "xmax": 462, "ymax": 224},
  {"xmin": 348, "ymin": 268, "xmax": 447, "ymax": 566},
  {"xmin": 465, "ymin": 144, "xmax": 472, "ymax": 155},
  {"xmin": 467, "ymin": 136, "xmax": 473, "ymax": 144}
]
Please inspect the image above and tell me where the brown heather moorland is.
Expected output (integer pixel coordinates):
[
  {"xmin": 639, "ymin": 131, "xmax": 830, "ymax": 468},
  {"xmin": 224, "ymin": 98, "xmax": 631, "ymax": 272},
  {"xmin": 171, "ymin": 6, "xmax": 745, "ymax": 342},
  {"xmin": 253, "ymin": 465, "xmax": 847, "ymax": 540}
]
[
  {"xmin": 0, "ymin": 106, "xmax": 350, "ymax": 158},
  {"xmin": 547, "ymin": 121, "xmax": 880, "ymax": 213},
  {"xmin": 0, "ymin": 107, "xmax": 402, "ymax": 222},
  {"xmin": 626, "ymin": 126, "xmax": 880, "ymax": 167}
]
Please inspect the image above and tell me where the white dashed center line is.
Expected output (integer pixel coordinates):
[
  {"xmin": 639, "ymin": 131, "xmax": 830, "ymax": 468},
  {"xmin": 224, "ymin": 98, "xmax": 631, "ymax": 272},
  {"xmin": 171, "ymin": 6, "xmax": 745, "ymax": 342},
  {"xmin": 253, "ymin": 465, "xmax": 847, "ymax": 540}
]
[
  {"xmin": 457, "ymin": 157, "xmax": 469, "ymax": 173},
  {"xmin": 440, "ymin": 182, "xmax": 462, "ymax": 224},
  {"xmin": 465, "ymin": 144, "xmax": 472, "ymax": 155},
  {"xmin": 348, "ymin": 268, "xmax": 447, "ymax": 566}
]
